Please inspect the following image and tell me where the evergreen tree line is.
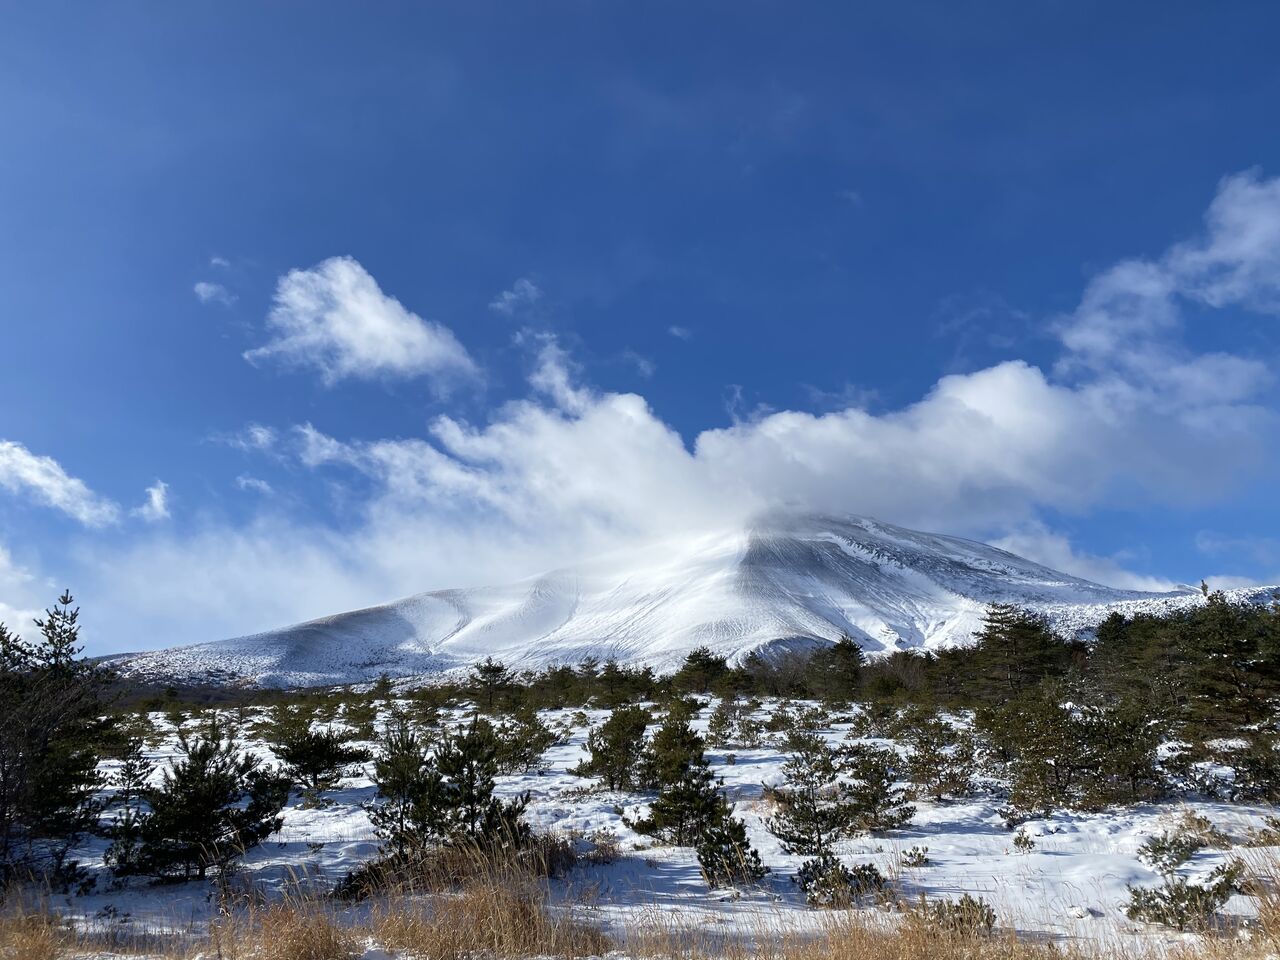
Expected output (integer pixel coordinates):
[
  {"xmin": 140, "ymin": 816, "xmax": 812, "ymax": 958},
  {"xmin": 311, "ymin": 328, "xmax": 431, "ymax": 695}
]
[{"xmin": 346, "ymin": 593, "xmax": 1280, "ymax": 742}]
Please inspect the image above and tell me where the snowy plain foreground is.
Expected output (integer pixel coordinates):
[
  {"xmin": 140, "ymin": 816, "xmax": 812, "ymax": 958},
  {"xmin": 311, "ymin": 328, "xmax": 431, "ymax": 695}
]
[{"xmin": 49, "ymin": 699, "xmax": 1280, "ymax": 959}]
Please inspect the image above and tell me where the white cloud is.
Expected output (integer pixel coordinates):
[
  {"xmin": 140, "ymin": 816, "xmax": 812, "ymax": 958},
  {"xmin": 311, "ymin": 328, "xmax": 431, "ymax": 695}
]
[
  {"xmin": 235, "ymin": 475, "xmax": 274, "ymax": 496},
  {"xmin": 668, "ymin": 325, "xmax": 693, "ymax": 340},
  {"xmin": 525, "ymin": 336, "xmax": 592, "ymax": 414},
  {"xmin": 802, "ymin": 381, "xmax": 879, "ymax": 412},
  {"xmin": 1195, "ymin": 530, "xmax": 1280, "ymax": 564},
  {"xmin": 0, "ymin": 544, "xmax": 50, "ymax": 639},
  {"xmin": 1057, "ymin": 169, "xmax": 1279, "ymax": 405},
  {"xmin": 1202, "ymin": 574, "xmax": 1267, "ymax": 590},
  {"xmin": 194, "ymin": 281, "xmax": 237, "ymax": 306},
  {"xmin": 210, "ymin": 255, "xmax": 231, "ymax": 269},
  {"xmin": 987, "ymin": 524, "xmax": 1181, "ymax": 593},
  {"xmin": 488, "ymin": 277, "xmax": 543, "ymax": 316},
  {"xmin": 132, "ymin": 480, "xmax": 170, "ymax": 522},
  {"xmin": 295, "ymin": 422, "xmax": 354, "ymax": 468},
  {"xmin": 245, "ymin": 256, "xmax": 477, "ymax": 386},
  {"xmin": 1167, "ymin": 169, "xmax": 1280, "ymax": 313},
  {"xmin": 280, "ymin": 328, "xmax": 1266, "ymax": 566},
  {"xmin": 838, "ymin": 188, "xmax": 863, "ymax": 206},
  {"xmin": 1194, "ymin": 531, "xmax": 1280, "ymax": 591},
  {"xmin": 216, "ymin": 423, "xmax": 278, "ymax": 453},
  {"xmin": 0, "ymin": 440, "xmax": 119, "ymax": 527},
  {"xmin": 623, "ymin": 350, "xmax": 656, "ymax": 378}
]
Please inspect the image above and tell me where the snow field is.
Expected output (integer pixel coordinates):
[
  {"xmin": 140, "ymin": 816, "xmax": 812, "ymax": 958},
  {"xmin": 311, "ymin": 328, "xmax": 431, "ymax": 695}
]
[{"xmin": 49, "ymin": 698, "xmax": 1280, "ymax": 958}]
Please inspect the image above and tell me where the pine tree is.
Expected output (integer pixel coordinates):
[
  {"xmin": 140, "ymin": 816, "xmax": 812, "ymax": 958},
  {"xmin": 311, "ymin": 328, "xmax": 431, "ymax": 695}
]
[
  {"xmin": 433, "ymin": 716, "xmax": 530, "ymax": 848},
  {"xmin": 342, "ymin": 698, "xmax": 378, "ymax": 740},
  {"xmin": 967, "ymin": 604, "xmax": 1071, "ymax": 702},
  {"xmin": 1076, "ymin": 701, "xmax": 1167, "ymax": 808},
  {"xmin": 808, "ymin": 635, "xmax": 865, "ymax": 702},
  {"xmin": 104, "ymin": 737, "xmax": 154, "ymax": 877},
  {"xmin": 494, "ymin": 706, "xmax": 560, "ymax": 774},
  {"xmin": 596, "ymin": 660, "xmax": 654, "ymax": 707},
  {"xmin": 0, "ymin": 592, "xmax": 113, "ymax": 888},
  {"xmin": 706, "ymin": 698, "xmax": 735, "ymax": 747},
  {"xmin": 903, "ymin": 717, "xmax": 976, "ymax": 802},
  {"xmin": 274, "ymin": 724, "xmax": 370, "ymax": 806},
  {"xmin": 370, "ymin": 672, "xmax": 395, "ymax": 702},
  {"xmin": 840, "ymin": 744, "xmax": 915, "ymax": 832},
  {"xmin": 630, "ymin": 702, "xmax": 727, "ymax": 847},
  {"xmin": 133, "ymin": 718, "xmax": 288, "ymax": 881},
  {"xmin": 768, "ymin": 731, "xmax": 914, "ymax": 856},
  {"xmin": 672, "ymin": 647, "xmax": 730, "ymax": 694},
  {"xmin": 572, "ymin": 705, "xmax": 649, "ymax": 790},
  {"xmin": 975, "ymin": 687, "xmax": 1150, "ymax": 816},
  {"xmin": 1229, "ymin": 733, "xmax": 1280, "ymax": 802},
  {"xmin": 696, "ymin": 814, "xmax": 768, "ymax": 887},
  {"xmin": 631, "ymin": 759, "xmax": 724, "ymax": 846},
  {"xmin": 766, "ymin": 730, "xmax": 854, "ymax": 855},
  {"xmin": 640, "ymin": 699, "xmax": 703, "ymax": 789},
  {"xmin": 367, "ymin": 718, "xmax": 443, "ymax": 859},
  {"xmin": 977, "ymin": 693, "xmax": 1078, "ymax": 815},
  {"xmin": 368, "ymin": 715, "xmax": 530, "ymax": 857},
  {"xmin": 471, "ymin": 657, "xmax": 512, "ymax": 712},
  {"xmin": 1178, "ymin": 593, "xmax": 1280, "ymax": 732}
]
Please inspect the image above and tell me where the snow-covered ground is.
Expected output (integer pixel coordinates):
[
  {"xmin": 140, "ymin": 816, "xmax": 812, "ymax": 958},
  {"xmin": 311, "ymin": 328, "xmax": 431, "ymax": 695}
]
[
  {"xmin": 103, "ymin": 512, "xmax": 1279, "ymax": 688},
  {"xmin": 54, "ymin": 699, "xmax": 1279, "ymax": 956}
]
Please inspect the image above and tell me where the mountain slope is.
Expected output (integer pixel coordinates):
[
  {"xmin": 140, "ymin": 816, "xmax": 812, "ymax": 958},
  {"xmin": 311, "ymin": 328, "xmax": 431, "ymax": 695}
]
[{"xmin": 106, "ymin": 513, "xmax": 1277, "ymax": 688}]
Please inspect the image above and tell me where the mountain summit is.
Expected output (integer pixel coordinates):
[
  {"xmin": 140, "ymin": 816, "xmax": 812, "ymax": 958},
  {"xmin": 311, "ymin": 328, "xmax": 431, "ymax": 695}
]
[{"xmin": 106, "ymin": 513, "xmax": 1272, "ymax": 688}]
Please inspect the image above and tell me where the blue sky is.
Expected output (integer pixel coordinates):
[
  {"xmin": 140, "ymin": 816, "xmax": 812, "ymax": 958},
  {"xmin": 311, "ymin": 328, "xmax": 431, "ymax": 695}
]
[{"xmin": 2, "ymin": 2, "xmax": 1279, "ymax": 654}]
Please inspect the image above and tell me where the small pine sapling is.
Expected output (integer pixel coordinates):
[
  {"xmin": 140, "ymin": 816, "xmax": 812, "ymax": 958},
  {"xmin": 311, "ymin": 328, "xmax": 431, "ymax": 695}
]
[{"xmin": 696, "ymin": 814, "xmax": 768, "ymax": 888}]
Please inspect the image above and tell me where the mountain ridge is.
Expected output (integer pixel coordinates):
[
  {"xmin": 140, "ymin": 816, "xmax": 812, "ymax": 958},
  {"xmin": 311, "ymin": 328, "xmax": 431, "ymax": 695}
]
[{"xmin": 104, "ymin": 512, "xmax": 1278, "ymax": 688}]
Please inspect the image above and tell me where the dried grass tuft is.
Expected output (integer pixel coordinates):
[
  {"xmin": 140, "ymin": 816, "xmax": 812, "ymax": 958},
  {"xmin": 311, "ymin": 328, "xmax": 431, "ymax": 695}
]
[{"xmin": 0, "ymin": 912, "xmax": 64, "ymax": 960}]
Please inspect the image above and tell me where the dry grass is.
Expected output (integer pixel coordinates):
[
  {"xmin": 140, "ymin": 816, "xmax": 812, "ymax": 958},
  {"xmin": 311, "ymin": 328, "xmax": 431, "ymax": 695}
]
[
  {"xmin": 627, "ymin": 908, "xmax": 1079, "ymax": 960},
  {"xmin": 337, "ymin": 834, "xmax": 580, "ymax": 900},
  {"xmin": 626, "ymin": 907, "xmax": 1280, "ymax": 960},
  {"xmin": 210, "ymin": 901, "xmax": 360, "ymax": 960},
  {"xmin": 371, "ymin": 881, "xmax": 609, "ymax": 959},
  {"xmin": 13, "ymin": 844, "xmax": 1280, "ymax": 960},
  {"xmin": 359, "ymin": 839, "xmax": 608, "ymax": 958},
  {"xmin": 0, "ymin": 912, "xmax": 64, "ymax": 960},
  {"xmin": 9, "ymin": 894, "xmax": 1280, "ymax": 960}
]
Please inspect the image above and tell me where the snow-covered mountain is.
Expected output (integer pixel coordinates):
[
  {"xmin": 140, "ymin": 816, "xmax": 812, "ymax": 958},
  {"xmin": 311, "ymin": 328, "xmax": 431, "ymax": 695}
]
[{"xmin": 105, "ymin": 512, "xmax": 1278, "ymax": 688}]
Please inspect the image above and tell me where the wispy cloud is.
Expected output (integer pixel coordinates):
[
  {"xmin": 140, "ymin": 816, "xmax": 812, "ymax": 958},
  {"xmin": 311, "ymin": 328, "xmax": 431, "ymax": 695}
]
[
  {"xmin": 0, "ymin": 440, "xmax": 120, "ymax": 527},
  {"xmin": 245, "ymin": 256, "xmax": 478, "ymax": 386},
  {"xmin": 622, "ymin": 350, "xmax": 655, "ymax": 378},
  {"xmin": 214, "ymin": 423, "xmax": 279, "ymax": 453},
  {"xmin": 488, "ymin": 277, "xmax": 543, "ymax": 316},
  {"xmin": 194, "ymin": 281, "xmax": 237, "ymax": 306},
  {"xmin": 1056, "ymin": 169, "xmax": 1280, "ymax": 405},
  {"xmin": 235, "ymin": 475, "xmax": 273, "ymax": 496},
  {"xmin": 668, "ymin": 325, "xmax": 693, "ymax": 340},
  {"xmin": 988, "ymin": 523, "xmax": 1180, "ymax": 592},
  {"xmin": 0, "ymin": 543, "xmax": 47, "ymax": 638},
  {"xmin": 132, "ymin": 480, "xmax": 170, "ymax": 522},
  {"xmin": 1196, "ymin": 530, "xmax": 1280, "ymax": 567},
  {"xmin": 801, "ymin": 381, "xmax": 879, "ymax": 412}
]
